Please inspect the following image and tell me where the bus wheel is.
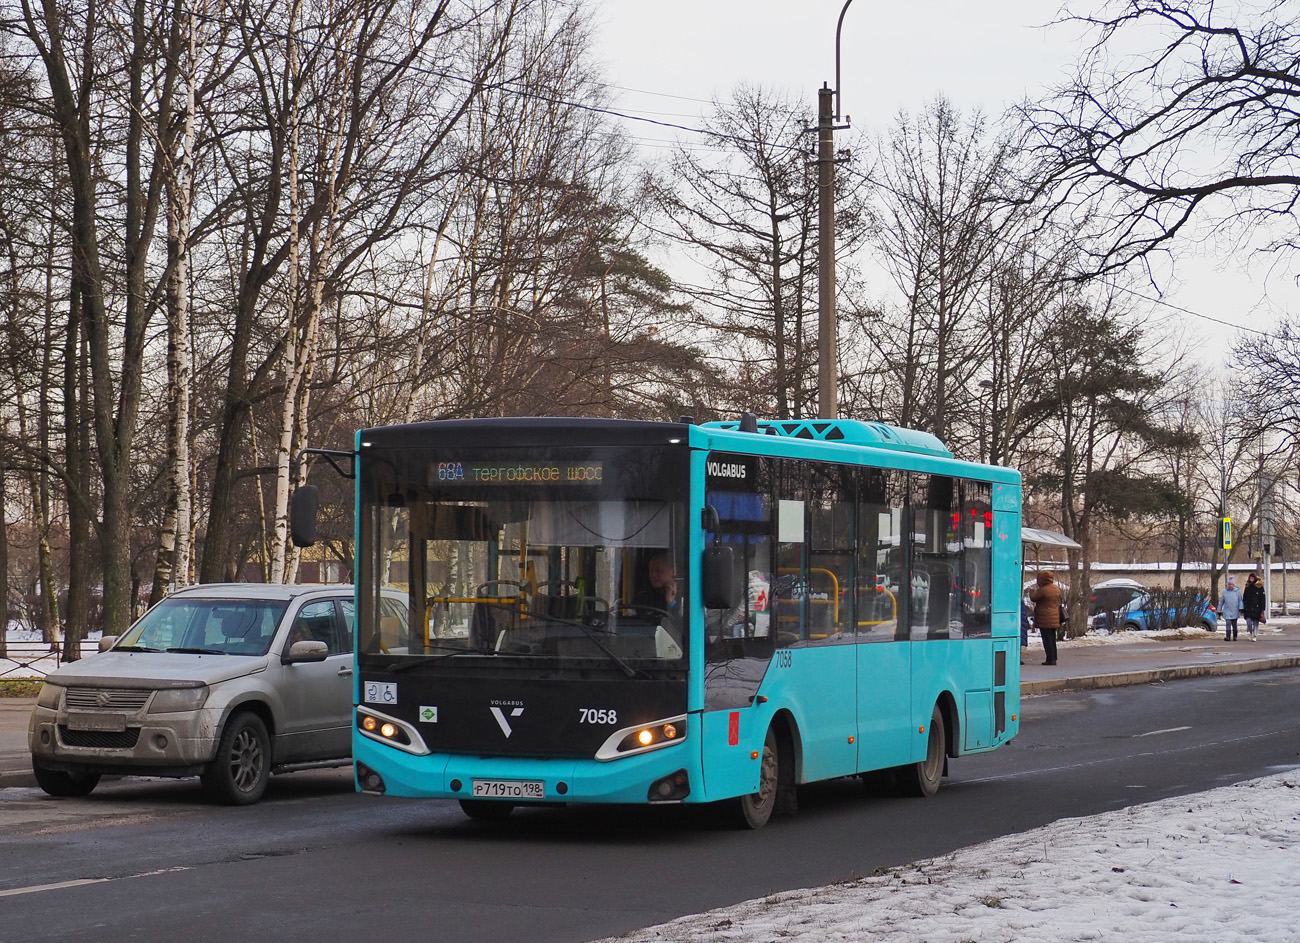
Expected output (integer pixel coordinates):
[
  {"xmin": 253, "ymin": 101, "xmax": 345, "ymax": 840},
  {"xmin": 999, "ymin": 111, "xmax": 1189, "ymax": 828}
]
[
  {"xmin": 733, "ymin": 727, "xmax": 779, "ymax": 829},
  {"xmin": 459, "ymin": 799, "xmax": 514, "ymax": 821},
  {"xmin": 903, "ymin": 705, "xmax": 946, "ymax": 798}
]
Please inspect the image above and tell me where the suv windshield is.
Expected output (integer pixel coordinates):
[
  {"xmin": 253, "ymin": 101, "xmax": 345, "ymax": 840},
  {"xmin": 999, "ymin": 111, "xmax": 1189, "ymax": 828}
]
[
  {"xmin": 115, "ymin": 598, "xmax": 290, "ymax": 656},
  {"xmin": 358, "ymin": 446, "xmax": 688, "ymax": 673}
]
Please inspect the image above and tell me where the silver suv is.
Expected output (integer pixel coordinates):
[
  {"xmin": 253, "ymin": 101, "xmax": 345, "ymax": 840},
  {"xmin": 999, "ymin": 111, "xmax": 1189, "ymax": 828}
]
[{"xmin": 28, "ymin": 583, "xmax": 372, "ymax": 804}]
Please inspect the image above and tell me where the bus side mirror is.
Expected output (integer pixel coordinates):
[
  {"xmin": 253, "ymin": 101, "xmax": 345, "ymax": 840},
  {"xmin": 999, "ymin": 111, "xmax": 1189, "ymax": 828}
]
[
  {"xmin": 290, "ymin": 485, "xmax": 319, "ymax": 547},
  {"xmin": 702, "ymin": 545, "xmax": 741, "ymax": 609}
]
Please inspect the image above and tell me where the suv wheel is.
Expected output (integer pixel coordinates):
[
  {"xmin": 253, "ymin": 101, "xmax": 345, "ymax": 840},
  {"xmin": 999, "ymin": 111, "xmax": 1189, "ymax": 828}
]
[
  {"xmin": 201, "ymin": 712, "xmax": 271, "ymax": 805},
  {"xmin": 32, "ymin": 760, "xmax": 100, "ymax": 797}
]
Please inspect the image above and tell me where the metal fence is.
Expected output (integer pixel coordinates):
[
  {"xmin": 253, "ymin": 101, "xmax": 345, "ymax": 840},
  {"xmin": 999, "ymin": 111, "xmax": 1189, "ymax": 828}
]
[{"xmin": 1, "ymin": 640, "xmax": 99, "ymax": 680}]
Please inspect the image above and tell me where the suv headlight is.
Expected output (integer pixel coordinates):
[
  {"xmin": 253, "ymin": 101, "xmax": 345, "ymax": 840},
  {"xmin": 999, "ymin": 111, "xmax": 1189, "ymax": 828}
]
[
  {"xmin": 36, "ymin": 682, "xmax": 63, "ymax": 710},
  {"xmin": 148, "ymin": 685, "xmax": 210, "ymax": 713}
]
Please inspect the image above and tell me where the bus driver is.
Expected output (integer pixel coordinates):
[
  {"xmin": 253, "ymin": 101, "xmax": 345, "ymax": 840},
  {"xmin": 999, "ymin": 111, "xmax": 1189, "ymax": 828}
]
[{"xmin": 636, "ymin": 551, "xmax": 680, "ymax": 614}]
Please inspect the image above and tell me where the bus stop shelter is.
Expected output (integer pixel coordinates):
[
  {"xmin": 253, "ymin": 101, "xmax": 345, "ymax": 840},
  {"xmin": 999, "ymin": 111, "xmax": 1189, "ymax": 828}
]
[{"xmin": 1021, "ymin": 527, "xmax": 1081, "ymax": 569}]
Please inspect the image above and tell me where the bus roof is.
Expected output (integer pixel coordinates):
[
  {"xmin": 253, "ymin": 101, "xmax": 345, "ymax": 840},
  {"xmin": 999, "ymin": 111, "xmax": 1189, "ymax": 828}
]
[{"xmin": 699, "ymin": 418, "xmax": 951, "ymax": 457}]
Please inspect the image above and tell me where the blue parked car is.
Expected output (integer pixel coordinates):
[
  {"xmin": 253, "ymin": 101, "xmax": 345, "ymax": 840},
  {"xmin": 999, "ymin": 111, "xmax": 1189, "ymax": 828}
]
[{"xmin": 1088, "ymin": 581, "xmax": 1217, "ymax": 632}]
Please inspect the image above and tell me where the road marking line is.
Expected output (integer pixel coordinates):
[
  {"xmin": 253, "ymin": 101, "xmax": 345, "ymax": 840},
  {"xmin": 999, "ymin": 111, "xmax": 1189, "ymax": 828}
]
[
  {"xmin": 1136, "ymin": 726, "xmax": 1192, "ymax": 737},
  {"xmin": 0, "ymin": 879, "xmax": 109, "ymax": 898},
  {"xmin": 0, "ymin": 867, "xmax": 192, "ymax": 899}
]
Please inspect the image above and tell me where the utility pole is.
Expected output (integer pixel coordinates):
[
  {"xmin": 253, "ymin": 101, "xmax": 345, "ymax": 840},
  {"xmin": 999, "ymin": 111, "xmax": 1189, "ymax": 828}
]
[
  {"xmin": 816, "ymin": 0, "xmax": 855, "ymax": 421},
  {"xmin": 817, "ymin": 84, "xmax": 837, "ymax": 420},
  {"xmin": 1261, "ymin": 466, "xmax": 1275, "ymax": 618}
]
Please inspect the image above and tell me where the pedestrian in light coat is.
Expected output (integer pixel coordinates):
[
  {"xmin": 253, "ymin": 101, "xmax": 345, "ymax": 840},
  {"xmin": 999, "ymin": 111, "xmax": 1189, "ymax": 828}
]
[{"xmin": 1218, "ymin": 576, "xmax": 1243, "ymax": 641}]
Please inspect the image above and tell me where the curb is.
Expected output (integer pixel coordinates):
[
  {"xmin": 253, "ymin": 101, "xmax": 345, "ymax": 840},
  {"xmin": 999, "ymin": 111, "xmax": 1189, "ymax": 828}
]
[
  {"xmin": 0, "ymin": 768, "xmax": 34, "ymax": 789},
  {"xmin": 1021, "ymin": 655, "xmax": 1300, "ymax": 695}
]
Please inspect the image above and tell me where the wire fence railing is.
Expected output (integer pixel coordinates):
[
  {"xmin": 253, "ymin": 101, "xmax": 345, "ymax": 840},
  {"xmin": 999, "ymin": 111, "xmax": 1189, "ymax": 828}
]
[{"xmin": 1, "ymin": 639, "xmax": 100, "ymax": 680}]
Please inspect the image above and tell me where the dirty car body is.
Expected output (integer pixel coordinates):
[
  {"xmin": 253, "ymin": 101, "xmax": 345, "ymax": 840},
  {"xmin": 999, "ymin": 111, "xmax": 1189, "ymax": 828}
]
[{"xmin": 28, "ymin": 583, "xmax": 360, "ymax": 804}]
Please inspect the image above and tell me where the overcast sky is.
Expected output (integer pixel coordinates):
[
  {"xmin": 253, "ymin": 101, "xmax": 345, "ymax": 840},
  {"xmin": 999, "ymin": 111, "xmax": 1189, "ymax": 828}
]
[{"xmin": 590, "ymin": 0, "xmax": 1296, "ymax": 357}]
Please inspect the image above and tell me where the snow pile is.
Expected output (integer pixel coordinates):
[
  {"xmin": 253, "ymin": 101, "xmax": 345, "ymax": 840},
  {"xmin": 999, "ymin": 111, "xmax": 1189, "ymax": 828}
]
[{"xmin": 603, "ymin": 771, "xmax": 1300, "ymax": 943}]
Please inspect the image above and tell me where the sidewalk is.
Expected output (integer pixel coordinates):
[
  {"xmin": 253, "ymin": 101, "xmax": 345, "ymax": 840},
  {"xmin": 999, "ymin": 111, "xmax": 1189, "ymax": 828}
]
[
  {"xmin": 4, "ymin": 620, "xmax": 1300, "ymax": 790},
  {"xmin": 1020, "ymin": 617, "xmax": 1300, "ymax": 694}
]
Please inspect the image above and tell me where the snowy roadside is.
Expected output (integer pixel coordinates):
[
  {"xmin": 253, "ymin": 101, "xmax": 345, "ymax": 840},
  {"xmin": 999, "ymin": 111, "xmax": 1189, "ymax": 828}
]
[
  {"xmin": 1042, "ymin": 613, "xmax": 1300, "ymax": 649},
  {"xmin": 599, "ymin": 770, "xmax": 1300, "ymax": 943}
]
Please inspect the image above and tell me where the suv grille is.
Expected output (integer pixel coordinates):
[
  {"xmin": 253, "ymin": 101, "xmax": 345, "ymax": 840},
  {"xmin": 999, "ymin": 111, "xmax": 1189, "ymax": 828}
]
[
  {"xmin": 65, "ymin": 688, "xmax": 151, "ymax": 712},
  {"xmin": 59, "ymin": 726, "xmax": 142, "ymax": 749}
]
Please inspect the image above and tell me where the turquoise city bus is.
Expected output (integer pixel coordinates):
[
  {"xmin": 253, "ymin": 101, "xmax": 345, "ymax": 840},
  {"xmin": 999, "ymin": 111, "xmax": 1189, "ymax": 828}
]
[{"xmin": 319, "ymin": 414, "xmax": 1022, "ymax": 828}]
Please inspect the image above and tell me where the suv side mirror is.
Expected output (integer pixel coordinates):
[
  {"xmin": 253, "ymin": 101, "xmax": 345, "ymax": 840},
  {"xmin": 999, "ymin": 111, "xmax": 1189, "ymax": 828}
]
[
  {"xmin": 98, "ymin": 635, "xmax": 118, "ymax": 653},
  {"xmin": 283, "ymin": 639, "xmax": 329, "ymax": 664},
  {"xmin": 290, "ymin": 485, "xmax": 319, "ymax": 548},
  {"xmin": 702, "ymin": 545, "xmax": 741, "ymax": 609}
]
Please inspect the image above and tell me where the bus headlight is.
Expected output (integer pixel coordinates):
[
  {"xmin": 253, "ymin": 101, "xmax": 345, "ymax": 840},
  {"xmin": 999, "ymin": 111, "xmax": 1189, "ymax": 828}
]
[
  {"xmin": 595, "ymin": 715, "xmax": 687, "ymax": 761},
  {"xmin": 356, "ymin": 709, "xmax": 429, "ymax": 754},
  {"xmin": 358, "ymin": 712, "xmax": 409, "ymax": 744}
]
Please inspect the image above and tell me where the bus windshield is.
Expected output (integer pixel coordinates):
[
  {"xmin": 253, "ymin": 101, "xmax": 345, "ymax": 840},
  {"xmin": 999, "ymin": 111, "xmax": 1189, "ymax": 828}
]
[{"xmin": 357, "ymin": 446, "xmax": 688, "ymax": 674}]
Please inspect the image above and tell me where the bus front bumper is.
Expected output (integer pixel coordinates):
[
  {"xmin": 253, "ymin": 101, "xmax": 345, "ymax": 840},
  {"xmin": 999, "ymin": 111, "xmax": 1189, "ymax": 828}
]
[{"xmin": 352, "ymin": 734, "xmax": 699, "ymax": 805}]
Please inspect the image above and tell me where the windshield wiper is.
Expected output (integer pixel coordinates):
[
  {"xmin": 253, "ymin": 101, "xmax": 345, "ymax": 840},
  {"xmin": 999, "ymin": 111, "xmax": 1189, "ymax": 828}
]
[
  {"xmin": 166, "ymin": 647, "xmax": 229, "ymax": 655},
  {"xmin": 112, "ymin": 644, "xmax": 163, "ymax": 653},
  {"xmin": 526, "ymin": 611, "xmax": 647, "ymax": 679},
  {"xmin": 384, "ymin": 645, "xmax": 500, "ymax": 670}
]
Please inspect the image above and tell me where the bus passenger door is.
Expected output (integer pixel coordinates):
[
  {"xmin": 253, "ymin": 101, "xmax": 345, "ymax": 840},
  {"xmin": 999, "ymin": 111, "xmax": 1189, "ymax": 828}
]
[
  {"xmin": 790, "ymin": 466, "xmax": 859, "ymax": 782},
  {"xmin": 855, "ymin": 469, "xmax": 914, "ymax": 771}
]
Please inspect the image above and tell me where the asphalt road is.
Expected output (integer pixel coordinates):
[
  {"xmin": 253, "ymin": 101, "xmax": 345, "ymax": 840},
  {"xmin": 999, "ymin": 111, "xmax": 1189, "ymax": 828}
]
[{"xmin": 2, "ymin": 668, "xmax": 1299, "ymax": 943}]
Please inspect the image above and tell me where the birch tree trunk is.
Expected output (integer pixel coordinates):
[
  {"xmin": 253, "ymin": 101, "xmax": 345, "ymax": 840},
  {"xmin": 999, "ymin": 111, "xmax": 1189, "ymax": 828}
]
[{"xmin": 151, "ymin": 6, "xmax": 201, "ymax": 606}]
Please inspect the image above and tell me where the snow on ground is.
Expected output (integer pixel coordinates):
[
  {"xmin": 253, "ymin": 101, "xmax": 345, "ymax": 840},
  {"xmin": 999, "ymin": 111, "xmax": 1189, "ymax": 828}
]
[{"xmin": 600, "ymin": 770, "xmax": 1300, "ymax": 943}]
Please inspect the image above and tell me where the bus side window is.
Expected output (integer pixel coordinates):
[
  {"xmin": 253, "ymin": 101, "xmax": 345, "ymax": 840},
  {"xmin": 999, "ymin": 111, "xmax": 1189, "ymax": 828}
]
[
  {"xmin": 909, "ymin": 474, "xmax": 961, "ymax": 640},
  {"xmin": 774, "ymin": 461, "xmax": 806, "ymax": 645},
  {"xmin": 807, "ymin": 463, "xmax": 854, "ymax": 643},
  {"xmin": 858, "ymin": 467, "xmax": 906, "ymax": 642},
  {"xmin": 961, "ymin": 481, "xmax": 993, "ymax": 638}
]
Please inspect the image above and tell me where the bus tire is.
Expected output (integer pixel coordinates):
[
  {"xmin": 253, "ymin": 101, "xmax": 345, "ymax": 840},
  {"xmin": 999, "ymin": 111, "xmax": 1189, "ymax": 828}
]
[
  {"xmin": 902, "ymin": 705, "xmax": 946, "ymax": 798},
  {"xmin": 733, "ymin": 726, "xmax": 779, "ymax": 829},
  {"xmin": 459, "ymin": 799, "xmax": 514, "ymax": 821},
  {"xmin": 201, "ymin": 712, "xmax": 270, "ymax": 805}
]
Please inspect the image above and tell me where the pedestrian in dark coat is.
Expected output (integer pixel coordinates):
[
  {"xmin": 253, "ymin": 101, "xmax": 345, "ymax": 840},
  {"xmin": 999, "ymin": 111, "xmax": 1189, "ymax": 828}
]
[{"xmin": 1242, "ymin": 573, "xmax": 1265, "ymax": 642}]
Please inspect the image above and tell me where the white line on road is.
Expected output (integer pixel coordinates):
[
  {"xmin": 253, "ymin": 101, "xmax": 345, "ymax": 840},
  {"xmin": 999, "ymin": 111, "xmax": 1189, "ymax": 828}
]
[
  {"xmin": 0, "ymin": 879, "xmax": 109, "ymax": 898},
  {"xmin": 0, "ymin": 867, "xmax": 192, "ymax": 898},
  {"xmin": 1135, "ymin": 726, "xmax": 1192, "ymax": 737}
]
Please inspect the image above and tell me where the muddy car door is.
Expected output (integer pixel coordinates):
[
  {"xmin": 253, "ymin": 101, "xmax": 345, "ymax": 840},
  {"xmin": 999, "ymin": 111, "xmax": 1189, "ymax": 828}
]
[{"xmin": 276, "ymin": 597, "xmax": 353, "ymax": 761}]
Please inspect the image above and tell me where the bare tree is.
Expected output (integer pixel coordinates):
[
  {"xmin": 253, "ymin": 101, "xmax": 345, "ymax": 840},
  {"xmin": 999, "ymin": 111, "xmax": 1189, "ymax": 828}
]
[
  {"xmin": 651, "ymin": 84, "xmax": 868, "ymax": 420},
  {"xmin": 149, "ymin": 1, "xmax": 218, "ymax": 604},
  {"xmin": 1236, "ymin": 322, "xmax": 1300, "ymax": 443},
  {"xmin": 431, "ymin": 0, "xmax": 700, "ymax": 420},
  {"xmin": 197, "ymin": 0, "xmax": 527, "ymax": 582},
  {"xmin": 859, "ymin": 97, "xmax": 1019, "ymax": 446},
  {"xmin": 1021, "ymin": 294, "xmax": 1190, "ymax": 630},
  {"xmin": 13, "ymin": 0, "xmax": 188, "ymax": 634},
  {"xmin": 1025, "ymin": 1, "xmax": 1300, "ymax": 277}
]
